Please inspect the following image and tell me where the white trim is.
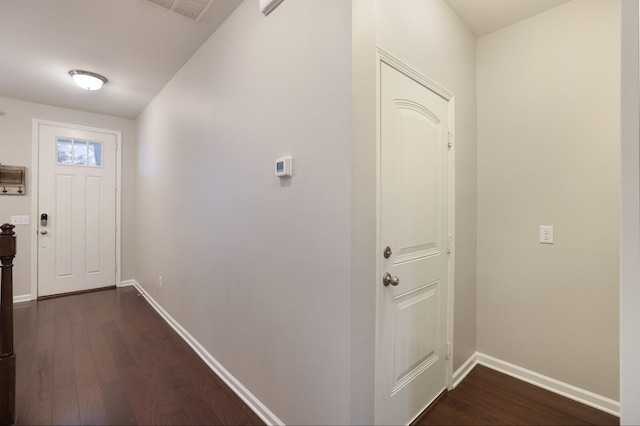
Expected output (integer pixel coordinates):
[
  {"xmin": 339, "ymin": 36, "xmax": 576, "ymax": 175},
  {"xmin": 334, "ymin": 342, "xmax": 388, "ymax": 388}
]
[
  {"xmin": 476, "ymin": 353, "xmax": 620, "ymax": 417},
  {"xmin": 129, "ymin": 280, "xmax": 284, "ymax": 426},
  {"xmin": 115, "ymin": 134, "xmax": 122, "ymax": 286},
  {"xmin": 259, "ymin": 0, "xmax": 284, "ymax": 16},
  {"xmin": 373, "ymin": 45, "xmax": 383, "ymax": 426},
  {"xmin": 31, "ymin": 120, "xmax": 39, "ymax": 299},
  {"xmin": 620, "ymin": 2, "xmax": 640, "ymax": 423},
  {"xmin": 452, "ymin": 352, "xmax": 620, "ymax": 416},
  {"xmin": 377, "ymin": 48, "xmax": 454, "ymax": 100},
  {"xmin": 374, "ymin": 48, "xmax": 456, "ymax": 423},
  {"xmin": 446, "ymin": 99, "xmax": 456, "ymax": 391},
  {"xmin": 13, "ymin": 294, "xmax": 32, "ymax": 304},
  {"xmin": 31, "ymin": 119, "xmax": 123, "ymax": 298},
  {"xmin": 452, "ymin": 352, "xmax": 478, "ymax": 388},
  {"xmin": 118, "ymin": 279, "xmax": 136, "ymax": 287}
]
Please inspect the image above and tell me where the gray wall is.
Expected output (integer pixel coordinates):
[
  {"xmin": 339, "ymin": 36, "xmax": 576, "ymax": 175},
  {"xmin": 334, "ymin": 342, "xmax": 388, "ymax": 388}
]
[
  {"xmin": 0, "ymin": 96, "xmax": 136, "ymax": 297},
  {"xmin": 135, "ymin": 1, "xmax": 352, "ymax": 424},
  {"xmin": 477, "ymin": 0, "xmax": 620, "ymax": 400}
]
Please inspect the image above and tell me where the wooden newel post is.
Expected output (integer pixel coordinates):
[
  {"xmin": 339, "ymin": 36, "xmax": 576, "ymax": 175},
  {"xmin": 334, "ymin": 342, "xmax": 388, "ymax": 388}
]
[{"xmin": 0, "ymin": 223, "xmax": 16, "ymax": 425}]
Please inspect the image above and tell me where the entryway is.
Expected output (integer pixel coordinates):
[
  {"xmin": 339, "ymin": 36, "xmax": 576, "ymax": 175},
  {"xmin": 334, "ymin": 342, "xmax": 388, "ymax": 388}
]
[{"xmin": 34, "ymin": 120, "xmax": 121, "ymax": 297}]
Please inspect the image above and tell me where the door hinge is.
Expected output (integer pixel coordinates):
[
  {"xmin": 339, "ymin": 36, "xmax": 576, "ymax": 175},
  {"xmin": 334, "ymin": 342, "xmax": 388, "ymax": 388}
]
[
  {"xmin": 447, "ymin": 131, "xmax": 452, "ymax": 148},
  {"xmin": 447, "ymin": 236, "xmax": 452, "ymax": 254},
  {"xmin": 446, "ymin": 342, "xmax": 451, "ymax": 360}
]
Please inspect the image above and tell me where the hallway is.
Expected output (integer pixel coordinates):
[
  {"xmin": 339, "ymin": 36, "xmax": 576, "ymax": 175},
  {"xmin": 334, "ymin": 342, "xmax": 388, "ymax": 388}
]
[
  {"xmin": 14, "ymin": 287, "xmax": 263, "ymax": 425},
  {"xmin": 12, "ymin": 286, "xmax": 620, "ymax": 425}
]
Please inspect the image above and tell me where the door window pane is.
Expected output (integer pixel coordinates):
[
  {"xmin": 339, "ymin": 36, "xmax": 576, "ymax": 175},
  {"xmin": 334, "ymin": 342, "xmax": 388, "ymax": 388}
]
[
  {"xmin": 88, "ymin": 142, "xmax": 102, "ymax": 166},
  {"xmin": 56, "ymin": 138, "xmax": 103, "ymax": 167},
  {"xmin": 74, "ymin": 141, "xmax": 87, "ymax": 165},
  {"xmin": 57, "ymin": 138, "xmax": 73, "ymax": 165}
]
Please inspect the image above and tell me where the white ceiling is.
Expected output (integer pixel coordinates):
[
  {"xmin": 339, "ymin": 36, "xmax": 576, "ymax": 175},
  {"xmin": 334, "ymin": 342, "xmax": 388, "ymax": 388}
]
[
  {"xmin": 445, "ymin": 0, "xmax": 570, "ymax": 37},
  {"xmin": 0, "ymin": 0, "xmax": 570, "ymax": 120},
  {"xmin": 0, "ymin": 0, "xmax": 241, "ymax": 119}
]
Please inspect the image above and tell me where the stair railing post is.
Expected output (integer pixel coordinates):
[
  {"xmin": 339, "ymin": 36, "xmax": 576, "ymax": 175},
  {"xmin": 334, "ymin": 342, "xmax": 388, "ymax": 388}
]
[{"xmin": 0, "ymin": 223, "xmax": 16, "ymax": 425}]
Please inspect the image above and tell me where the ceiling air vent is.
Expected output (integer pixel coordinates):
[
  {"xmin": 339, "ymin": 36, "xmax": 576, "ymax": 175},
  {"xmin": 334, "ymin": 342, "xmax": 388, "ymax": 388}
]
[{"xmin": 142, "ymin": 0, "xmax": 213, "ymax": 23}]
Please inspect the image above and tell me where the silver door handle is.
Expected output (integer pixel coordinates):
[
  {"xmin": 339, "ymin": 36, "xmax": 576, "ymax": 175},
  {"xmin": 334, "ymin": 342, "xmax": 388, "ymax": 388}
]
[
  {"xmin": 383, "ymin": 272, "xmax": 399, "ymax": 287},
  {"xmin": 40, "ymin": 230, "xmax": 47, "ymax": 235}
]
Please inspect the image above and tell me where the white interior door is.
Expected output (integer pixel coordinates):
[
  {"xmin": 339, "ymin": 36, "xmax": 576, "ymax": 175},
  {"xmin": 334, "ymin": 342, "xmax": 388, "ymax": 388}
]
[
  {"xmin": 37, "ymin": 123, "xmax": 117, "ymax": 297},
  {"xmin": 376, "ymin": 62, "xmax": 451, "ymax": 425}
]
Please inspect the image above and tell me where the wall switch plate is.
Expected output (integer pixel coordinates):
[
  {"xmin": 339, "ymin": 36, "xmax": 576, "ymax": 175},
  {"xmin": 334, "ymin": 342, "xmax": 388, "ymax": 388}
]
[
  {"xmin": 540, "ymin": 225, "xmax": 554, "ymax": 244},
  {"xmin": 10, "ymin": 215, "xmax": 29, "ymax": 225}
]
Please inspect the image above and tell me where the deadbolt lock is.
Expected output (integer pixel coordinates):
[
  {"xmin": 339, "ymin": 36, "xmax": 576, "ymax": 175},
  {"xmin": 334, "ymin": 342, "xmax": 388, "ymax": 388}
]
[{"xmin": 383, "ymin": 246, "xmax": 392, "ymax": 259}]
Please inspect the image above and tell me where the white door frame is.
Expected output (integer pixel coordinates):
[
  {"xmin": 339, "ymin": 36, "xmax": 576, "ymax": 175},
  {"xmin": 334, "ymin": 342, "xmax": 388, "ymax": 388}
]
[
  {"xmin": 374, "ymin": 48, "xmax": 456, "ymax": 424},
  {"xmin": 30, "ymin": 119, "xmax": 122, "ymax": 299}
]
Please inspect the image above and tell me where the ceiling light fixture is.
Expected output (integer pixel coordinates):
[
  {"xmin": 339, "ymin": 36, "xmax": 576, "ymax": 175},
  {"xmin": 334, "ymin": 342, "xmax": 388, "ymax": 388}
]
[{"xmin": 68, "ymin": 70, "xmax": 108, "ymax": 91}]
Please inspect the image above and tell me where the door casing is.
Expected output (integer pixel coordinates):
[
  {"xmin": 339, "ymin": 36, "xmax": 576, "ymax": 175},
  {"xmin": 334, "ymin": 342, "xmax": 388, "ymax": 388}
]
[
  {"xmin": 374, "ymin": 48, "xmax": 456, "ymax": 424},
  {"xmin": 30, "ymin": 119, "xmax": 122, "ymax": 299}
]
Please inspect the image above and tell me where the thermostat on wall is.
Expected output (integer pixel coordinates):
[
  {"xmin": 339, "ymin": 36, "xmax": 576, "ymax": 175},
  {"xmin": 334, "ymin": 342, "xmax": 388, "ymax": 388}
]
[{"xmin": 275, "ymin": 156, "xmax": 293, "ymax": 177}]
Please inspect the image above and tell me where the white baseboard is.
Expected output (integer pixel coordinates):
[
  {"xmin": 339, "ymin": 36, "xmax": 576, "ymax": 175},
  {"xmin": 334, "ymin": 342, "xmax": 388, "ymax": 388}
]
[
  {"xmin": 129, "ymin": 280, "xmax": 283, "ymax": 426},
  {"xmin": 118, "ymin": 279, "xmax": 136, "ymax": 287},
  {"xmin": 475, "ymin": 352, "xmax": 620, "ymax": 417},
  {"xmin": 452, "ymin": 352, "xmax": 478, "ymax": 388},
  {"xmin": 14, "ymin": 281, "xmax": 133, "ymax": 302},
  {"xmin": 13, "ymin": 294, "xmax": 32, "ymax": 303}
]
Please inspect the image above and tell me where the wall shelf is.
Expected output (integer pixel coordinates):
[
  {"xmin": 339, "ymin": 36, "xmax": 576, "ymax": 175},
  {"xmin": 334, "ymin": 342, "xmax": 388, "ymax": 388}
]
[{"xmin": 0, "ymin": 165, "xmax": 26, "ymax": 195}]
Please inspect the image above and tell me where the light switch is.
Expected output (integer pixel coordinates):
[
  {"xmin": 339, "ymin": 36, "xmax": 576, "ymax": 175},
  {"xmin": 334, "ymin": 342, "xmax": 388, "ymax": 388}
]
[{"xmin": 10, "ymin": 215, "xmax": 29, "ymax": 225}]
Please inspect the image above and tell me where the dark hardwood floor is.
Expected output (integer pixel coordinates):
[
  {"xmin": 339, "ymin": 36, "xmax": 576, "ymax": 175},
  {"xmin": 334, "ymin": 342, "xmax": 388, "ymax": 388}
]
[
  {"xmin": 14, "ymin": 287, "xmax": 263, "ymax": 425},
  {"xmin": 14, "ymin": 287, "xmax": 620, "ymax": 425},
  {"xmin": 415, "ymin": 365, "xmax": 619, "ymax": 426}
]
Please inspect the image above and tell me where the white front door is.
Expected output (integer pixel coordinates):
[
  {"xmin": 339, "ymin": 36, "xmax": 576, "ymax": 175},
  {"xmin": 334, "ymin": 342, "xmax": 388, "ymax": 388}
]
[
  {"xmin": 37, "ymin": 123, "xmax": 117, "ymax": 297},
  {"xmin": 376, "ymin": 61, "xmax": 451, "ymax": 425}
]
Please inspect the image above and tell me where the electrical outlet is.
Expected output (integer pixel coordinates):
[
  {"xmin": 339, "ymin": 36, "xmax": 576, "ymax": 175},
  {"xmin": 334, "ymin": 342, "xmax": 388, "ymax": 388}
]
[
  {"xmin": 540, "ymin": 226, "xmax": 554, "ymax": 244},
  {"xmin": 10, "ymin": 215, "xmax": 29, "ymax": 225},
  {"xmin": 158, "ymin": 275, "xmax": 163, "ymax": 287}
]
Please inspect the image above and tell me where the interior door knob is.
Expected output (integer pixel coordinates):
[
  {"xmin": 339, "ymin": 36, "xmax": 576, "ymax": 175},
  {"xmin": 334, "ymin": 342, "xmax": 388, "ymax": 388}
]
[
  {"xmin": 383, "ymin": 272, "xmax": 400, "ymax": 287},
  {"xmin": 40, "ymin": 230, "xmax": 47, "ymax": 235}
]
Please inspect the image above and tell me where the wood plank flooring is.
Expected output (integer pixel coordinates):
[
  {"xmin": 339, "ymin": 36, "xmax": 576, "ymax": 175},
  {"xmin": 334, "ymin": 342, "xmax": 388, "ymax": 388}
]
[
  {"xmin": 13, "ymin": 287, "xmax": 264, "ymax": 425},
  {"xmin": 415, "ymin": 365, "xmax": 619, "ymax": 425},
  {"xmin": 14, "ymin": 286, "xmax": 620, "ymax": 425}
]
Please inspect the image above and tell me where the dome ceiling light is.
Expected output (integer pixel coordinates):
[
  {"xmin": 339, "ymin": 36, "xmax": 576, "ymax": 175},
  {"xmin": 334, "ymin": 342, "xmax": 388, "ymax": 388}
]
[{"xmin": 68, "ymin": 70, "xmax": 108, "ymax": 91}]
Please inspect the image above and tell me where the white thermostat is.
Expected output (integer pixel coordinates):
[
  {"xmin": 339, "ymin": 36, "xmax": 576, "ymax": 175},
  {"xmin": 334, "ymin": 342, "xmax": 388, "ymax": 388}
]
[{"xmin": 275, "ymin": 156, "xmax": 293, "ymax": 177}]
